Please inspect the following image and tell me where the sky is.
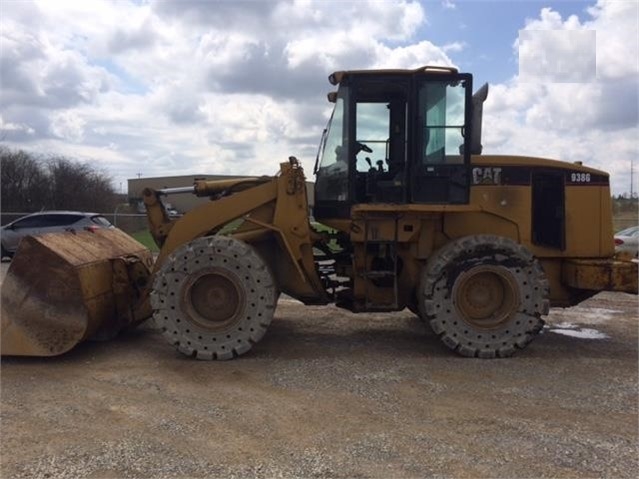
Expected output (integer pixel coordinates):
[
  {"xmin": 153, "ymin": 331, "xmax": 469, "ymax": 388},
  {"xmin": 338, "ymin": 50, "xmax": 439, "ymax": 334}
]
[{"xmin": 1, "ymin": 0, "xmax": 637, "ymax": 195}]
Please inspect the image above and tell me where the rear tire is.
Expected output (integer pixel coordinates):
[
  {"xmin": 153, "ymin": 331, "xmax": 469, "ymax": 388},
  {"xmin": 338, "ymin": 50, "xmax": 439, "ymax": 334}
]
[
  {"xmin": 151, "ymin": 236, "xmax": 277, "ymax": 360},
  {"xmin": 419, "ymin": 235, "xmax": 549, "ymax": 358}
]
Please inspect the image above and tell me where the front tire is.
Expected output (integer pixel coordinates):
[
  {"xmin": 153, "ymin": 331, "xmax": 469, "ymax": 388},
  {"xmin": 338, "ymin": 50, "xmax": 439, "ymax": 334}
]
[
  {"xmin": 151, "ymin": 236, "xmax": 277, "ymax": 360},
  {"xmin": 419, "ymin": 235, "xmax": 549, "ymax": 358}
]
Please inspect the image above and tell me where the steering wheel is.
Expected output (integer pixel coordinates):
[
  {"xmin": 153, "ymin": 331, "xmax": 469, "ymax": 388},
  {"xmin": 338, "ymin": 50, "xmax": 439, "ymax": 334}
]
[{"xmin": 355, "ymin": 141, "xmax": 373, "ymax": 154}]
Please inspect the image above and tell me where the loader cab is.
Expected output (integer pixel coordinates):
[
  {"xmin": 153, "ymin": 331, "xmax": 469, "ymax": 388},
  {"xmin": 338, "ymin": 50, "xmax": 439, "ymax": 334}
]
[{"xmin": 314, "ymin": 66, "xmax": 473, "ymax": 220}]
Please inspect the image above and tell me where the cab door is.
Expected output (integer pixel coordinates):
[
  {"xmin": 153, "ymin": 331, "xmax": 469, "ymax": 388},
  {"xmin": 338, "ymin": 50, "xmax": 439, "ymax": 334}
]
[
  {"xmin": 350, "ymin": 76, "xmax": 409, "ymax": 205},
  {"xmin": 411, "ymin": 74, "xmax": 472, "ymax": 204}
]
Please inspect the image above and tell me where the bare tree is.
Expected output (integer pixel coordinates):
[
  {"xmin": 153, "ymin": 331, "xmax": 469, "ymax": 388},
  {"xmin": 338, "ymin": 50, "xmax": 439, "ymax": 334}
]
[
  {"xmin": 1, "ymin": 147, "xmax": 117, "ymax": 213},
  {"xmin": 0, "ymin": 148, "xmax": 49, "ymax": 211},
  {"xmin": 47, "ymin": 157, "xmax": 117, "ymax": 212}
]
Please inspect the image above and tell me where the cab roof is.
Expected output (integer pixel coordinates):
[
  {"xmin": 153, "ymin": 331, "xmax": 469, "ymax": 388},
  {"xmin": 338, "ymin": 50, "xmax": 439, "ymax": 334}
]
[{"xmin": 328, "ymin": 65, "xmax": 460, "ymax": 85}]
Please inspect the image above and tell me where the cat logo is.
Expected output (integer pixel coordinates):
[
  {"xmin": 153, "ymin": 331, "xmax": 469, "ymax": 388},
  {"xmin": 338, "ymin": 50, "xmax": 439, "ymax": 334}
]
[{"xmin": 472, "ymin": 167, "xmax": 502, "ymax": 185}]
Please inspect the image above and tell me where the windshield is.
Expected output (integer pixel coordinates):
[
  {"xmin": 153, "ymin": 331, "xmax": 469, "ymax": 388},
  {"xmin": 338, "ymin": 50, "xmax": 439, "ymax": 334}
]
[{"xmin": 315, "ymin": 87, "xmax": 350, "ymax": 202}]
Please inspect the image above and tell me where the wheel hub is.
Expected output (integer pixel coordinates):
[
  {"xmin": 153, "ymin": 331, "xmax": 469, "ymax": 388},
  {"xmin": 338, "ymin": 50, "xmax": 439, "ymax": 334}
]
[
  {"xmin": 182, "ymin": 269, "xmax": 244, "ymax": 331},
  {"xmin": 453, "ymin": 265, "xmax": 520, "ymax": 329}
]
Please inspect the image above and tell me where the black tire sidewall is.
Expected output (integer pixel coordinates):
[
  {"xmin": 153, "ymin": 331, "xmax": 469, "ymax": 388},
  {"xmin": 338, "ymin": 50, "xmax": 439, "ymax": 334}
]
[
  {"xmin": 151, "ymin": 236, "xmax": 276, "ymax": 360},
  {"xmin": 419, "ymin": 235, "xmax": 549, "ymax": 358}
]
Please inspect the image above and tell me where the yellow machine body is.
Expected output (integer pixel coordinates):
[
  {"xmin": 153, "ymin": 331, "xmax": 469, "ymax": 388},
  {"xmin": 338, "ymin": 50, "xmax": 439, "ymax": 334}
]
[
  {"xmin": 321, "ymin": 155, "xmax": 629, "ymax": 311},
  {"xmin": 142, "ymin": 159, "xmax": 328, "ymax": 305},
  {"xmin": 1, "ymin": 65, "xmax": 636, "ymax": 359},
  {"xmin": 1, "ymin": 157, "xmax": 635, "ymax": 358}
]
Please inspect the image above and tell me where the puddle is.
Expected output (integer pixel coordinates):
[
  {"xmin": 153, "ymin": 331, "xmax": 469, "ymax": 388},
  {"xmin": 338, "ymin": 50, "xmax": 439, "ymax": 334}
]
[{"xmin": 547, "ymin": 323, "xmax": 610, "ymax": 340}]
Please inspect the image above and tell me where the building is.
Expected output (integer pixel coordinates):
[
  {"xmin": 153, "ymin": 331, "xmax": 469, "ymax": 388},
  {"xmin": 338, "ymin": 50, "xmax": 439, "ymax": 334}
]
[{"xmin": 128, "ymin": 174, "xmax": 315, "ymax": 213}]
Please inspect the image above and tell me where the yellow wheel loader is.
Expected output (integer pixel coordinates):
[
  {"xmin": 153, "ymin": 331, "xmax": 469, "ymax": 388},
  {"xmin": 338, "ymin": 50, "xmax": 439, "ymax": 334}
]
[{"xmin": 2, "ymin": 66, "xmax": 636, "ymax": 359}]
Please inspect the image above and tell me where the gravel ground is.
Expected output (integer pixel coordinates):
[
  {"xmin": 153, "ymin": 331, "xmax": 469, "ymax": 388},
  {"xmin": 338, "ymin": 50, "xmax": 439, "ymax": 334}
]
[{"xmin": 1, "ymin": 257, "xmax": 637, "ymax": 478}]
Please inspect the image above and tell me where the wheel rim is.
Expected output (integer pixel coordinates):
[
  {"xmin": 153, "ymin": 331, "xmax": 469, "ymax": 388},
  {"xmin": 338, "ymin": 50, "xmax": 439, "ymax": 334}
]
[
  {"xmin": 453, "ymin": 265, "xmax": 520, "ymax": 329},
  {"xmin": 181, "ymin": 268, "xmax": 245, "ymax": 331}
]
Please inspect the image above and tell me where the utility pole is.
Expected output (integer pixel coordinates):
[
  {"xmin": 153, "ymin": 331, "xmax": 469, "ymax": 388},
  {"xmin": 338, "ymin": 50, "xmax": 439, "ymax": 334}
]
[{"xmin": 631, "ymin": 159, "xmax": 635, "ymax": 198}]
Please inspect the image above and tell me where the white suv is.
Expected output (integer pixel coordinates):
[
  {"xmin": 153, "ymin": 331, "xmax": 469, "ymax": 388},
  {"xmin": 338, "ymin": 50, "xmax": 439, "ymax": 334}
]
[{"xmin": 1, "ymin": 211, "xmax": 113, "ymax": 259}]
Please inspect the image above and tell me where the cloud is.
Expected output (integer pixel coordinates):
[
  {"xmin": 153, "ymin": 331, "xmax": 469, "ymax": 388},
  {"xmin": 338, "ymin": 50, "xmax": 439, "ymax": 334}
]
[
  {"xmin": 0, "ymin": 0, "xmax": 635, "ymax": 197},
  {"xmin": 0, "ymin": 0, "xmax": 437, "ymax": 186},
  {"xmin": 518, "ymin": 29, "xmax": 596, "ymax": 83},
  {"xmin": 442, "ymin": 42, "xmax": 465, "ymax": 53},
  {"xmin": 483, "ymin": 0, "xmax": 638, "ymax": 193},
  {"xmin": 0, "ymin": 115, "xmax": 36, "ymax": 139},
  {"xmin": 107, "ymin": 19, "xmax": 159, "ymax": 55},
  {"xmin": 50, "ymin": 110, "xmax": 86, "ymax": 142},
  {"xmin": 515, "ymin": 1, "xmax": 638, "ymax": 83}
]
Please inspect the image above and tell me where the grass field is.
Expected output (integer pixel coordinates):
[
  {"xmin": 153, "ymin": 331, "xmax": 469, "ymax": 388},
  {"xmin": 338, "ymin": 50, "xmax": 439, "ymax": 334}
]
[
  {"xmin": 128, "ymin": 219, "xmax": 244, "ymax": 253},
  {"xmin": 614, "ymin": 213, "xmax": 638, "ymax": 232},
  {"xmin": 131, "ymin": 230, "xmax": 158, "ymax": 252}
]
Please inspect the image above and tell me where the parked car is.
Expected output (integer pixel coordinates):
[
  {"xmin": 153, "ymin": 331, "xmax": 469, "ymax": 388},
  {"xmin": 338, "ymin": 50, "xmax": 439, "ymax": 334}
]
[
  {"xmin": 1, "ymin": 211, "xmax": 114, "ymax": 259},
  {"xmin": 614, "ymin": 225, "xmax": 639, "ymax": 258}
]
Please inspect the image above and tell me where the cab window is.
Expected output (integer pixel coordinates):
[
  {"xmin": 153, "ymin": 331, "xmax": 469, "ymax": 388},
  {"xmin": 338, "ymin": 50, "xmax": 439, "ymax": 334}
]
[
  {"xmin": 419, "ymin": 80, "xmax": 467, "ymax": 164},
  {"xmin": 355, "ymin": 103, "xmax": 389, "ymax": 173}
]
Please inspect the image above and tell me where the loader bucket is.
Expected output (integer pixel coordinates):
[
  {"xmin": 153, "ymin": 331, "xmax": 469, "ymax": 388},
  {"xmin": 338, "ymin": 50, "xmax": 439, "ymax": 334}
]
[{"xmin": 1, "ymin": 228, "xmax": 154, "ymax": 357}]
